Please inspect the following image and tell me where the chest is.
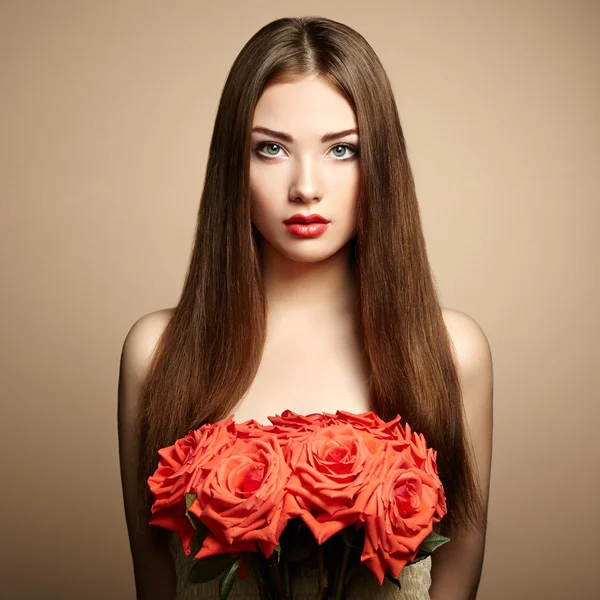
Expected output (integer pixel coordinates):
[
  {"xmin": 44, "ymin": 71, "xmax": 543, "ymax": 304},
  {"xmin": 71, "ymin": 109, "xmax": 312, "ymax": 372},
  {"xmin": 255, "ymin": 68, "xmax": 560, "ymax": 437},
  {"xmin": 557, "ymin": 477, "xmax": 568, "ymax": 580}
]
[{"xmin": 230, "ymin": 312, "xmax": 371, "ymax": 426}]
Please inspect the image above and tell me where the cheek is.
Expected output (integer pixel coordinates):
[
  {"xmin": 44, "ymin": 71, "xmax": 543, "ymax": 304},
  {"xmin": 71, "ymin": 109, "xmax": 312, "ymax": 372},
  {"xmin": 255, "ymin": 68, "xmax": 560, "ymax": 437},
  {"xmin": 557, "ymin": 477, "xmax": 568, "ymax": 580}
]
[
  {"xmin": 337, "ymin": 195, "xmax": 359, "ymax": 228},
  {"xmin": 250, "ymin": 176, "xmax": 281, "ymax": 222},
  {"xmin": 334, "ymin": 169, "xmax": 360, "ymax": 216},
  {"xmin": 250, "ymin": 195, "xmax": 273, "ymax": 231}
]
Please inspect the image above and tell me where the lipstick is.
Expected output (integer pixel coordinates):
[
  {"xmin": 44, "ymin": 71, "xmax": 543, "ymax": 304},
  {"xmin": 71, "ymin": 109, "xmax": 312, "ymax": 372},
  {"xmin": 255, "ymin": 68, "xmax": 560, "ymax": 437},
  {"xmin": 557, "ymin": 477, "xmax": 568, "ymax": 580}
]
[{"xmin": 283, "ymin": 213, "xmax": 330, "ymax": 238}]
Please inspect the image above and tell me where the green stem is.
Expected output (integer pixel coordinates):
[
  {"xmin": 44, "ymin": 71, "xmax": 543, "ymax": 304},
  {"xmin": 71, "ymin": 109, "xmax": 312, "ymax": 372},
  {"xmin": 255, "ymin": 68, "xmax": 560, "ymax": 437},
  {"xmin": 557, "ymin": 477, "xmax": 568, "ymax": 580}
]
[
  {"xmin": 334, "ymin": 529, "xmax": 355, "ymax": 600},
  {"xmin": 316, "ymin": 543, "xmax": 328, "ymax": 599},
  {"xmin": 250, "ymin": 546, "xmax": 276, "ymax": 600},
  {"xmin": 284, "ymin": 562, "xmax": 293, "ymax": 600},
  {"xmin": 267, "ymin": 551, "xmax": 288, "ymax": 600},
  {"xmin": 249, "ymin": 554, "xmax": 267, "ymax": 600}
]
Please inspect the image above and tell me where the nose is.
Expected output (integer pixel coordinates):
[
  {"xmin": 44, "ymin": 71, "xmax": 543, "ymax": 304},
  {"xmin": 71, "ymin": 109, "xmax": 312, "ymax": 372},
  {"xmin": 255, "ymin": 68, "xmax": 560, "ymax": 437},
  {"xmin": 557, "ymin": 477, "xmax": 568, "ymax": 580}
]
[{"xmin": 289, "ymin": 156, "xmax": 323, "ymax": 204}]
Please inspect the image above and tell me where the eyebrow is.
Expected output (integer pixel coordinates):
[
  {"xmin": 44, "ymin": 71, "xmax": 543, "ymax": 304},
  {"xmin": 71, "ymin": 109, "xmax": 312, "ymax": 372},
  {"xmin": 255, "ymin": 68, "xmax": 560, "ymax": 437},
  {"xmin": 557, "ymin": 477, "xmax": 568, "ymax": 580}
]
[{"xmin": 251, "ymin": 126, "xmax": 359, "ymax": 143}]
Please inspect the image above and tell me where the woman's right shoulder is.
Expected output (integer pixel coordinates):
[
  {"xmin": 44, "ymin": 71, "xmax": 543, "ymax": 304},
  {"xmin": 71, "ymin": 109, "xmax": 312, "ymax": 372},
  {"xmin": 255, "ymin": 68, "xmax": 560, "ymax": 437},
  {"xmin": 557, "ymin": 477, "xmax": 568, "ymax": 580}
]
[
  {"xmin": 118, "ymin": 309, "xmax": 180, "ymax": 598},
  {"xmin": 117, "ymin": 308, "xmax": 175, "ymax": 462},
  {"xmin": 120, "ymin": 308, "xmax": 175, "ymax": 375},
  {"xmin": 118, "ymin": 308, "xmax": 175, "ymax": 413}
]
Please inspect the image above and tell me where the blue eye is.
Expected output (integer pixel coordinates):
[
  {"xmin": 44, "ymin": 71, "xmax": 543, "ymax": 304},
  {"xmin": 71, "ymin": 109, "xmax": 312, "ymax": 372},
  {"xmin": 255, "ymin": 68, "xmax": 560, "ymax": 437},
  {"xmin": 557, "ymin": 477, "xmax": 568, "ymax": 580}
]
[
  {"xmin": 252, "ymin": 142, "xmax": 360, "ymax": 161},
  {"xmin": 330, "ymin": 144, "xmax": 359, "ymax": 159},
  {"xmin": 255, "ymin": 142, "xmax": 283, "ymax": 157}
]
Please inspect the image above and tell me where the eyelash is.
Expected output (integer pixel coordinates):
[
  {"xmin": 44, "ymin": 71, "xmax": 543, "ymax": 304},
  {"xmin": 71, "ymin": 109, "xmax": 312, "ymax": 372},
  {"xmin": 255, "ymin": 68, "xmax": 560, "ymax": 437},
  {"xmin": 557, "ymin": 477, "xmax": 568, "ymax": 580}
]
[{"xmin": 252, "ymin": 141, "xmax": 360, "ymax": 161}]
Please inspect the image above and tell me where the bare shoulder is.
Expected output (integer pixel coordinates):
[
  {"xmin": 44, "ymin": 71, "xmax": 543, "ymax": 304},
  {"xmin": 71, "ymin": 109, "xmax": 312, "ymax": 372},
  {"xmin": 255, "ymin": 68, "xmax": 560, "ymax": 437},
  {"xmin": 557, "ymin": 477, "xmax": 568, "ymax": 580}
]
[
  {"xmin": 430, "ymin": 311, "xmax": 493, "ymax": 600},
  {"xmin": 441, "ymin": 307, "xmax": 493, "ymax": 390},
  {"xmin": 120, "ymin": 308, "xmax": 175, "ymax": 378},
  {"xmin": 117, "ymin": 308, "xmax": 175, "ymax": 517},
  {"xmin": 118, "ymin": 307, "xmax": 175, "ymax": 430},
  {"xmin": 441, "ymin": 307, "xmax": 493, "ymax": 508},
  {"xmin": 117, "ymin": 307, "xmax": 178, "ymax": 597}
]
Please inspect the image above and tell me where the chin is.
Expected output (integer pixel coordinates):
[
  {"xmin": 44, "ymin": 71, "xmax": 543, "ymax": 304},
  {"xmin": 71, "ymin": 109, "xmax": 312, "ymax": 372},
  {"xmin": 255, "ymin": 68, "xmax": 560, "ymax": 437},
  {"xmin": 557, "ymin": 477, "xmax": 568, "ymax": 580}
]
[
  {"xmin": 256, "ymin": 228, "xmax": 355, "ymax": 264},
  {"xmin": 280, "ymin": 243, "xmax": 350, "ymax": 264}
]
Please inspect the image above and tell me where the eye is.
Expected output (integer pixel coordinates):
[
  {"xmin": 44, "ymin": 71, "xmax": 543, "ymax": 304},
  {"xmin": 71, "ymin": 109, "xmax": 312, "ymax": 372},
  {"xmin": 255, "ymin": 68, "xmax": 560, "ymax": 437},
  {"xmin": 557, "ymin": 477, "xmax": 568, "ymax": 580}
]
[
  {"xmin": 329, "ymin": 143, "xmax": 359, "ymax": 160},
  {"xmin": 253, "ymin": 142, "xmax": 284, "ymax": 158},
  {"xmin": 252, "ymin": 141, "xmax": 360, "ymax": 161}
]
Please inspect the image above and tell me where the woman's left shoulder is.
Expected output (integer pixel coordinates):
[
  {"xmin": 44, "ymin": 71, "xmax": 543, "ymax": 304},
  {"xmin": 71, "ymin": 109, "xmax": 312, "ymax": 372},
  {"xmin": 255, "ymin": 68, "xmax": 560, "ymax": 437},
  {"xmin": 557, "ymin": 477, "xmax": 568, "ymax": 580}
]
[
  {"xmin": 441, "ymin": 308, "xmax": 493, "ymax": 377},
  {"xmin": 440, "ymin": 307, "xmax": 494, "ymax": 423},
  {"xmin": 440, "ymin": 308, "xmax": 493, "ymax": 509}
]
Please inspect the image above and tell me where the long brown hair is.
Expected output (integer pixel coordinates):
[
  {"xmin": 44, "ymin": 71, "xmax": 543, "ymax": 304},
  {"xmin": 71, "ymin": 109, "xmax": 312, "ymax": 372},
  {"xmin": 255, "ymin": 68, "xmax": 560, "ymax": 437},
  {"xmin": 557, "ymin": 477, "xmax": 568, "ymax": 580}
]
[{"xmin": 135, "ymin": 15, "xmax": 485, "ymax": 541}]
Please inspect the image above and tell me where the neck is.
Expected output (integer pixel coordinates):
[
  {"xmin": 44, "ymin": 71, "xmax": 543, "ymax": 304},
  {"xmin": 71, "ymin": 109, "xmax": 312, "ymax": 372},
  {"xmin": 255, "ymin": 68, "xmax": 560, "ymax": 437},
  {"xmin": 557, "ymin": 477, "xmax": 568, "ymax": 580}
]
[{"xmin": 258, "ymin": 240, "xmax": 358, "ymax": 320}]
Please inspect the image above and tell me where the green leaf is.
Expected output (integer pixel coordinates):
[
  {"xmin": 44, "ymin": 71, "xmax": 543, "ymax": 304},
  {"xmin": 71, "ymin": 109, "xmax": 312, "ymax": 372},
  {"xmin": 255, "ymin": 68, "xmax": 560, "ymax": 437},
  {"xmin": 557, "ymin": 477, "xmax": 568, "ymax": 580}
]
[
  {"xmin": 185, "ymin": 509, "xmax": 202, "ymax": 531},
  {"xmin": 186, "ymin": 553, "xmax": 235, "ymax": 585},
  {"xmin": 273, "ymin": 544, "xmax": 281, "ymax": 566},
  {"xmin": 185, "ymin": 510, "xmax": 210, "ymax": 559},
  {"xmin": 219, "ymin": 557, "xmax": 241, "ymax": 600},
  {"xmin": 183, "ymin": 492, "xmax": 211, "ymax": 560},
  {"xmin": 185, "ymin": 496, "xmax": 203, "ymax": 532},
  {"xmin": 188, "ymin": 531, "xmax": 205, "ymax": 559},
  {"xmin": 409, "ymin": 553, "xmax": 429, "ymax": 564},
  {"xmin": 416, "ymin": 532, "xmax": 451, "ymax": 556},
  {"xmin": 385, "ymin": 570, "xmax": 402, "ymax": 590},
  {"xmin": 185, "ymin": 503, "xmax": 210, "ymax": 544}
]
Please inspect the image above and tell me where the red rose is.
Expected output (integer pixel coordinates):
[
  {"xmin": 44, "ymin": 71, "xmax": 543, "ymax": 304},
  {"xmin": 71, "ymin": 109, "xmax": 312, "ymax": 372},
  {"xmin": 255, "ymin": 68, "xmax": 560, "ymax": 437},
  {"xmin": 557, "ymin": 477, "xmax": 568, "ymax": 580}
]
[
  {"xmin": 237, "ymin": 410, "xmax": 328, "ymax": 458},
  {"xmin": 284, "ymin": 423, "xmax": 385, "ymax": 545},
  {"xmin": 189, "ymin": 435, "xmax": 294, "ymax": 559},
  {"xmin": 322, "ymin": 410, "xmax": 404, "ymax": 442},
  {"xmin": 359, "ymin": 447, "xmax": 445, "ymax": 584},
  {"xmin": 148, "ymin": 416, "xmax": 237, "ymax": 554},
  {"xmin": 268, "ymin": 410, "xmax": 328, "ymax": 451},
  {"xmin": 267, "ymin": 410, "xmax": 327, "ymax": 430},
  {"xmin": 405, "ymin": 430, "xmax": 447, "ymax": 521}
]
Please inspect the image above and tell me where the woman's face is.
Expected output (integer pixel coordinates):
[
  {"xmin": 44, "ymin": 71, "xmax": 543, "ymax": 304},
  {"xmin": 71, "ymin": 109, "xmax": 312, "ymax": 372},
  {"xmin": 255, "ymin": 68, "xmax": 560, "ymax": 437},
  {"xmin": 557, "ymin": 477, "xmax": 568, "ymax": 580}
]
[{"xmin": 249, "ymin": 74, "xmax": 360, "ymax": 264}]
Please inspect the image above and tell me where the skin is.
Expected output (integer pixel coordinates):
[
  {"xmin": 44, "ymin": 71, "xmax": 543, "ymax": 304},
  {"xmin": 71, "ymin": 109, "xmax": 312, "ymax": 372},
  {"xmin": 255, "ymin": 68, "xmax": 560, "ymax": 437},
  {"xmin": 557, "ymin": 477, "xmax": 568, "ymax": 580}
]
[
  {"xmin": 249, "ymin": 74, "xmax": 361, "ymax": 319},
  {"xmin": 119, "ymin": 74, "xmax": 493, "ymax": 599},
  {"xmin": 236, "ymin": 74, "xmax": 371, "ymax": 425}
]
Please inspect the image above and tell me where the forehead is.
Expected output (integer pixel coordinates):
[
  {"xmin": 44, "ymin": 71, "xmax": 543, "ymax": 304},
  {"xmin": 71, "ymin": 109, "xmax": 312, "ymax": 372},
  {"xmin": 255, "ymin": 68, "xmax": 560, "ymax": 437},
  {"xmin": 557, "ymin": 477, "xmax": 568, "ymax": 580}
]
[{"xmin": 252, "ymin": 75, "xmax": 357, "ymax": 134}]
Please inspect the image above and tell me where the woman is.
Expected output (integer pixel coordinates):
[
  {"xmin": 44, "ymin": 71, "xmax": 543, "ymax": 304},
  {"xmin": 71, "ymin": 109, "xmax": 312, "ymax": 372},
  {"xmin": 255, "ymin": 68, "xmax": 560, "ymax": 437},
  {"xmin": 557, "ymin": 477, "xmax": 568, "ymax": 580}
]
[{"xmin": 118, "ymin": 16, "xmax": 493, "ymax": 600}]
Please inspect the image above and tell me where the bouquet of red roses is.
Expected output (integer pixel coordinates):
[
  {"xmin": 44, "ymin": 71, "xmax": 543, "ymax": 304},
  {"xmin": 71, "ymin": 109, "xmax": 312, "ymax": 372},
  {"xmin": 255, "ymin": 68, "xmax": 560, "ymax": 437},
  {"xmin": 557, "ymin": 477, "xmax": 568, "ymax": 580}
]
[{"xmin": 148, "ymin": 410, "xmax": 450, "ymax": 599}]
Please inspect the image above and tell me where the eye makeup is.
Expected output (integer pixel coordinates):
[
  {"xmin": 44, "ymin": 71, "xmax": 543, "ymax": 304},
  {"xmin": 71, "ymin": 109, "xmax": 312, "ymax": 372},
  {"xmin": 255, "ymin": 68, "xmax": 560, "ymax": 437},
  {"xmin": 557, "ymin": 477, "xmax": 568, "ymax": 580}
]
[{"xmin": 252, "ymin": 141, "xmax": 360, "ymax": 161}]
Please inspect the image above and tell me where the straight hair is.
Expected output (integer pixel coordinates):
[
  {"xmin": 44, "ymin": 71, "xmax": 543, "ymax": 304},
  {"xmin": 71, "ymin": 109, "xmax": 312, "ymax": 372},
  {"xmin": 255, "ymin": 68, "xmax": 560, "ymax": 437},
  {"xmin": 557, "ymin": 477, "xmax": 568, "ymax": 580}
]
[{"xmin": 135, "ymin": 15, "xmax": 486, "ymax": 543}]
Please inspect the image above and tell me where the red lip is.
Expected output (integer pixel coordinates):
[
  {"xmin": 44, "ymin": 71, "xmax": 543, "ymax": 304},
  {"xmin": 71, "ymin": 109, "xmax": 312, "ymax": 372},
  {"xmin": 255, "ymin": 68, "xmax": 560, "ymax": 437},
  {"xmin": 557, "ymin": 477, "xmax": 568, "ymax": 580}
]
[{"xmin": 283, "ymin": 213, "xmax": 330, "ymax": 224}]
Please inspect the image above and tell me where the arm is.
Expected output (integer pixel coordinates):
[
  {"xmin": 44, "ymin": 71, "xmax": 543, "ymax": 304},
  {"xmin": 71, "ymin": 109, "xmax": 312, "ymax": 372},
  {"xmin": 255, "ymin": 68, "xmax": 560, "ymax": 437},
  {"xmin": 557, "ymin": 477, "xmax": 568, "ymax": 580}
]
[
  {"xmin": 118, "ymin": 310, "xmax": 177, "ymax": 600},
  {"xmin": 429, "ymin": 310, "xmax": 494, "ymax": 600}
]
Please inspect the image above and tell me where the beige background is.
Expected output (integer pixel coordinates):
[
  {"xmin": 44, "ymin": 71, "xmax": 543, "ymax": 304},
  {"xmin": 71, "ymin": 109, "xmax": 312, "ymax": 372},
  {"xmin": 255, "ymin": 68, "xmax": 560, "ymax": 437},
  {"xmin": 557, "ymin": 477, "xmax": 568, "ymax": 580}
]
[{"xmin": 1, "ymin": 1, "xmax": 598, "ymax": 598}]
